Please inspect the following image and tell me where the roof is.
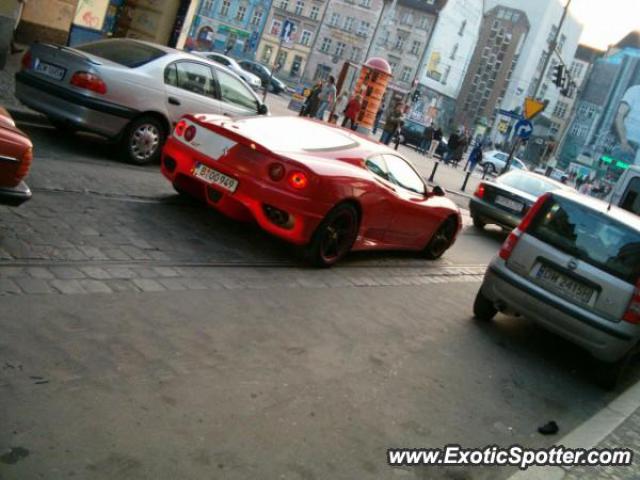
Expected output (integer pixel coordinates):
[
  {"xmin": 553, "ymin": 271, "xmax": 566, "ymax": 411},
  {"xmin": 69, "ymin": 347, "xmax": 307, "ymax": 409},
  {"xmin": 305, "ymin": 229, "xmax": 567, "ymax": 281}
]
[
  {"xmin": 554, "ymin": 190, "xmax": 640, "ymax": 231},
  {"xmin": 397, "ymin": 0, "xmax": 447, "ymax": 14},
  {"xmin": 574, "ymin": 44, "xmax": 604, "ymax": 63},
  {"xmin": 615, "ymin": 31, "xmax": 640, "ymax": 49}
]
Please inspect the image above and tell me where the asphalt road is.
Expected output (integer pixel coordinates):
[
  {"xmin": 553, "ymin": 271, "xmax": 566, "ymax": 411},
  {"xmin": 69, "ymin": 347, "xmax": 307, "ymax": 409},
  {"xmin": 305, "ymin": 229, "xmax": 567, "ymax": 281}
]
[{"xmin": 0, "ymin": 119, "xmax": 636, "ymax": 480}]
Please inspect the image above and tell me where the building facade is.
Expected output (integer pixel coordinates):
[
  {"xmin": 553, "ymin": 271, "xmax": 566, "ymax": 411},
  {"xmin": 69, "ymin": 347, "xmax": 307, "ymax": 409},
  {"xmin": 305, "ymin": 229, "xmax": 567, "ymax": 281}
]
[
  {"xmin": 182, "ymin": 0, "xmax": 272, "ymax": 59},
  {"xmin": 256, "ymin": 0, "xmax": 329, "ymax": 83},
  {"xmin": 417, "ymin": 0, "xmax": 483, "ymax": 129},
  {"xmin": 302, "ymin": 0, "xmax": 384, "ymax": 84},
  {"xmin": 454, "ymin": 6, "xmax": 529, "ymax": 132}
]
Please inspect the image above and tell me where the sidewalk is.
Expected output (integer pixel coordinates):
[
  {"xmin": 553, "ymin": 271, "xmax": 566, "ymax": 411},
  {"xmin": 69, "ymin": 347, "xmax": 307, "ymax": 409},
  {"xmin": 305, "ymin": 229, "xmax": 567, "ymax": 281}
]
[{"xmin": 510, "ymin": 379, "xmax": 640, "ymax": 479}]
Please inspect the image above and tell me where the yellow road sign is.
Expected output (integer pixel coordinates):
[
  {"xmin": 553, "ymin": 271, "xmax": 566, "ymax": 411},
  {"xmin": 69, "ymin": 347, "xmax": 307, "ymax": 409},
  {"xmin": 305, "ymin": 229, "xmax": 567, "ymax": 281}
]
[{"xmin": 524, "ymin": 97, "xmax": 546, "ymax": 120}]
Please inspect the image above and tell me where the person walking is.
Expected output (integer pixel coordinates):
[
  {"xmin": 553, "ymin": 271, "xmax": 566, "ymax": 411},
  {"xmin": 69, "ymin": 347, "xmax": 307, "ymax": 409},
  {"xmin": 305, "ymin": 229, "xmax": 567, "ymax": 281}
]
[
  {"xmin": 342, "ymin": 94, "xmax": 361, "ymax": 130},
  {"xmin": 301, "ymin": 80, "xmax": 322, "ymax": 117},
  {"xmin": 464, "ymin": 143, "xmax": 483, "ymax": 173},
  {"xmin": 430, "ymin": 125, "xmax": 442, "ymax": 158},
  {"xmin": 380, "ymin": 103, "xmax": 404, "ymax": 145},
  {"xmin": 445, "ymin": 131, "xmax": 459, "ymax": 165},
  {"xmin": 372, "ymin": 104, "xmax": 385, "ymax": 134},
  {"xmin": 315, "ymin": 75, "xmax": 337, "ymax": 121},
  {"xmin": 333, "ymin": 91, "xmax": 349, "ymax": 124},
  {"xmin": 452, "ymin": 134, "xmax": 467, "ymax": 168},
  {"xmin": 419, "ymin": 124, "xmax": 434, "ymax": 155}
]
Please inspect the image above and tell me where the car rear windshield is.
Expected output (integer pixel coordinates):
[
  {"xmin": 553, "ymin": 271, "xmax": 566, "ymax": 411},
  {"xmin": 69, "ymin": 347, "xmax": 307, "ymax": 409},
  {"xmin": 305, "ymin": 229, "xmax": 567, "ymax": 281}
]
[
  {"xmin": 529, "ymin": 196, "xmax": 640, "ymax": 284},
  {"xmin": 76, "ymin": 40, "xmax": 166, "ymax": 67},
  {"xmin": 499, "ymin": 171, "xmax": 560, "ymax": 197}
]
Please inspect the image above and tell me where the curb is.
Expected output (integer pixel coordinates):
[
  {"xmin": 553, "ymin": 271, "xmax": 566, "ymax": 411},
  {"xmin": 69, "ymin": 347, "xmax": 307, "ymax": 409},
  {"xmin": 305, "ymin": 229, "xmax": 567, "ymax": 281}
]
[{"xmin": 508, "ymin": 379, "xmax": 640, "ymax": 479}]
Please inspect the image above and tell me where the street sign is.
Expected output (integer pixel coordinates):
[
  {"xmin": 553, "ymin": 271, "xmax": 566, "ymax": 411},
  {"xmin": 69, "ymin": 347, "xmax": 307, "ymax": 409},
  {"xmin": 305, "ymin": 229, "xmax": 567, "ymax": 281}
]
[
  {"xmin": 524, "ymin": 97, "xmax": 546, "ymax": 120},
  {"xmin": 497, "ymin": 109, "xmax": 522, "ymax": 120},
  {"xmin": 514, "ymin": 119, "xmax": 533, "ymax": 139}
]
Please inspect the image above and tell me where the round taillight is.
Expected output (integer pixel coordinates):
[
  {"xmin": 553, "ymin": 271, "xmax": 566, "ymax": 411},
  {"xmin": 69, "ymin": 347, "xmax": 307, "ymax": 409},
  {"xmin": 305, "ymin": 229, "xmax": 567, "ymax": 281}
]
[
  {"xmin": 174, "ymin": 120, "xmax": 187, "ymax": 136},
  {"xmin": 268, "ymin": 163, "xmax": 285, "ymax": 181},
  {"xmin": 184, "ymin": 125, "xmax": 196, "ymax": 142},
  {"xmin": 288, "ymin": 171, "xmax": 308, "ymax": 190}
]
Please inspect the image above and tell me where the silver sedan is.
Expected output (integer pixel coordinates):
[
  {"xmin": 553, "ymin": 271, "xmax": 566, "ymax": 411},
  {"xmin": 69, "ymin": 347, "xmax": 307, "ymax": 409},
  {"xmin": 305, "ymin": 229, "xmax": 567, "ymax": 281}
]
[{"xmin": 15, "ymin": 38, "xmax": 268, "ymax": 164}]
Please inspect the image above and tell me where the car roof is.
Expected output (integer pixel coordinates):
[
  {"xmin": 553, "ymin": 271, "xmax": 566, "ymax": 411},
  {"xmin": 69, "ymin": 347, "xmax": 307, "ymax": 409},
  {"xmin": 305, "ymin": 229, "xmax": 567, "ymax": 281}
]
[
  {"xmin": 499, "ymin": 169, "xmax": 568, "ymax": 187},
  {"xmin": 553, "ymin": 190, "xmax": 640, "ymax": 231}
]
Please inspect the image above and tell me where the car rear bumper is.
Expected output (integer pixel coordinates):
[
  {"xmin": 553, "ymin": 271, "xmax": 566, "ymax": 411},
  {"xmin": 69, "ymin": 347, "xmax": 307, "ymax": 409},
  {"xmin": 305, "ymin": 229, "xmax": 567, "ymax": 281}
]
[
  {"xmin": 469, "ymin": 197, "xmax": 521, "ymax": 229},
  {"xmin": 0, "ymin": 180, "xmax": 32, "ymax": 206},
  {"xmin": 480, "ymin": 259, "xmax": 639, "ymax": 362},
  {"xmin": 15, "ymin": 71, "xmax": 136, "ymax": 138},
  {"xmin": 161, "ymin": 138, "xmax": 330, "ymax": 245}
]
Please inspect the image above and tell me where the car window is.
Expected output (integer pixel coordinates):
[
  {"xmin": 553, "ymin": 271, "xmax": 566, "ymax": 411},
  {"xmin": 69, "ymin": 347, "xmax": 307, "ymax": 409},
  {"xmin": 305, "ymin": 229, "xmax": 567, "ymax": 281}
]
[
  {"xmin": 210, "ymin": 55, "xmax": 230, "ymax": 66},
  {"xmin": 529, "ymin": 196, "xmax": 640, "ymax": 283},
  {"xmin": 621, "ymin": 177, "xmax": 640, "ymax": 215},
  {"xmin": 365, "ymin": 155, "xmax": 389, "ymax": 181},
  {"xmin": 495, "ymin": 152, "xmax": 508, "ymax": 161},
  {"xmin": 498, "ymin": 171, "xmax": 560, "ymax": 197},
  {"xmin": 76, "ymin": 39, "xmax": 166, "ymax": 67},
  {"xmin": 165, "ymin": 62, "xmax": 217, "ymax": 99},
  {"xmin": 214, "ymin": 68, "xmax": 258, "ymax": 112},
  {"xmin": 383, "ymin": 154, "xmax": 425, "ymax": 194}
]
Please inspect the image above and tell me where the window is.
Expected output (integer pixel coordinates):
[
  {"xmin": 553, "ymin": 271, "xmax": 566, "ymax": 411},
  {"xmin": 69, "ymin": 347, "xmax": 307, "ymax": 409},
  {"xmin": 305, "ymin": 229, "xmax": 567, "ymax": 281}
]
[
  {"xmin": 360, "ymin": 0, "xmax": 371, "ymax": 6},
  {"xmin": 251, "ymin": 9, "xmax": 263, "ymax": 26},
  {"xmin": 441, "ymin": 65, "xmax": 451, "ymax": 85},
  {"xmin": 295, "ymin": 0, "xmax": 304, "ymax": 15},
  {"xmin": 77, "ymin": 40, "xmax": 165, "ymax": 67},
  {"xmin": 450, "ymin": 43, "xmax": 458, "ymax": 60},
  {"xmin": 389, "ymin": 61, "xmax": 398, "ymax": 72},
  {"xmin": 236, "ymin": 5, "xmax": 246, "ymax": 21},
  {"xmin": 410, "ymin": 41, "xmax": 420, "ymax": 55},
  {"xmin": 335, "ymin": 42, "xmax": 346, "ymax": 58},
  {"xmin": 310, "ymin": 5, "xmax": 319, "ymax": 20},
  {"xmin": 553, "ymin": 101, "xmax": 568, "ymax": 119},
  {"xmin": 261, "ymin": 45, "xmax": 273, "ymax": 63},
  {"xmin": 270, "ymin": 20, "xmax": 282, "ymax": 35},
  {"xmin": 384, "ymin": 154, "xmax": 425, "ymax": 194},
  {"xmin": 344, "ymin": 16, "xmax": 354, "ymax": 32},
  {"xmin": 279, "ymin": 0, "xmax": 289, "ymax": 9},
  {"xmin": 621, "ymin": 177, "xmax": 640, "ymax": 216},
  {"xmin": 208, "ymin": 54, "xmax": 230, "ymax": 66},
  {"xmin": 459, "ymin": 20, "xmax": 467, "ymax": 36},
  {"xmin": 358, "ymin": 21, "xmax": 370, "ymax": 37},
  {"xmin": 419, "ymin": 15, "xmax": 430, "ymax": 30},
  {"xmin": 570, "ymin": 61, "xmax": 584, "ymax": 78},
  {"xmin": 350, "ymin": 46, "xmax": 361, "ymax": 62},
  {"xmin": 276, "ymin": 50, "xmax": 288, "ymax": 69},
  {"xmin": 365, "ymin": 156, "xmax": 390, "ymax": 181},
  {"xmin": 314, "ymin": 64, "xmax": 331, "ymax": 81},
  {"xmin": 401, "ymin": 12, "xmax": 413, "ymax": 25},
  {"xmin": 320, "ymin": 37, "xmax": 332, "ymax": 53},
  {"xmin": 400, "ymin": 66, "xmax": 412, "ymax": 82},
  {"xmin": 300, "ymin": 30, "xmax": 311, "ymax": 46},
  {"xmin": 394, "ymin": 35, "xmax": 405, "ymax": 50},
  {"xmin": 215, "ymin": 68, "xmax": 257, "ymax": 111},
  {"xmin": 165, "ymin": 62, "xmax": 217, "ymax": 98},
  {"xmin": 329, "ymin": 12, "xmax": 340, "ymax": 26},
  {"xmin": 220, "ymin": 0, "xmax": 231, "ymax": 16},
  {"xmin": 202, "ymin": 0, "xmax": 213, "ymax": 14},
  {"xmin": 290, "ymin": 55, "xmax": 303, "ymax": 77}
]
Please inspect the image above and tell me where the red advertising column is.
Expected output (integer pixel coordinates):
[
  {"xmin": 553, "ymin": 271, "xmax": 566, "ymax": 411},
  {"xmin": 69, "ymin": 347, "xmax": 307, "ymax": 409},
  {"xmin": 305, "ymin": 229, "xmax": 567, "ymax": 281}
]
[{"xmin": 353, "ymin": 57, "xmax": 392, "ymax": 134}]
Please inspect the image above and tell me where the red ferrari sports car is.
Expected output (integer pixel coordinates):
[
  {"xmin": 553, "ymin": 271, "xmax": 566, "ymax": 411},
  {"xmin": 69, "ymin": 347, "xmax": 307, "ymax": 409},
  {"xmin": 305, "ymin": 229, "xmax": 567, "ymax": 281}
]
[{"xmin": 161, "ymin": 115, "xmax": 461, "ymax": 266}]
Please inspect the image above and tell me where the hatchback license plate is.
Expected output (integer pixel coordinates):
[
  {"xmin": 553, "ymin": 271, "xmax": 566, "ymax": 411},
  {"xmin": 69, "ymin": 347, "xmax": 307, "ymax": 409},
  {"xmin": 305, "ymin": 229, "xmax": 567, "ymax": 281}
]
[
  {"xmin": 535, "ymin": 264, "xmax": 594, "ymax": 305},
  {"xmin": 193, "ymin": 163, "xmax": 238, "ymax": 193},
  {"xmin": 35, "ymin": 60, "xmax": 65, "ymax": 80},
  {"xmin": 494, "ymin": 195, "xmax": 523, "ymax": 212}
]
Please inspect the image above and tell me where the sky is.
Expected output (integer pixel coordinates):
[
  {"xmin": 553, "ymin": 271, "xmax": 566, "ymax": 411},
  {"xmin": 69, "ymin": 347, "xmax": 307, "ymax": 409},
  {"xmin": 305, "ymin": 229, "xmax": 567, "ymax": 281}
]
[{"xmin": 570, "ymin": 0, "xmax": 639, "ymax": 49}]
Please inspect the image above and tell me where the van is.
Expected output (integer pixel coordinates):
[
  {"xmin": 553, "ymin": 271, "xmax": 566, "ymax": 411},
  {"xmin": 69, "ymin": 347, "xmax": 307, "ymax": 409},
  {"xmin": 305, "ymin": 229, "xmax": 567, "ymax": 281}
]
[{"xmin": 610, "ymin": 165, "xmax": 640, "ymax": 215}]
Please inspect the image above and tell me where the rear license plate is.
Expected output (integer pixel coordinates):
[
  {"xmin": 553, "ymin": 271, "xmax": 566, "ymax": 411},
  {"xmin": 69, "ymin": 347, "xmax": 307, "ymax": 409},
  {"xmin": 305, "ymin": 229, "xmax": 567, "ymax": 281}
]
[
  {"xmin": 34, "ymin": 59, "xmax": 66, "ymax": 80},
  {"xmin": 494, "ymin": 195, "xmax": 523, "ymax": 212},
  {"xmin": 193, "ymin": 163, "xmax": 238, "ymax": 193},
  {"xmin": 535, "ymin": 263, "xmax": 594, "ymax": 305}
]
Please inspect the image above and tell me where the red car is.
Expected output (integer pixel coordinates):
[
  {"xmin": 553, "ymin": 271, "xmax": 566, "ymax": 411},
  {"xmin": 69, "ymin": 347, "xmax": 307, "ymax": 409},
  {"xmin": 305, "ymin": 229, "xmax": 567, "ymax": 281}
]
[
  {"xmin": 161, "ymin": 115, "xmax": 461, "ymax": 266},
  {"xmin": 0, "ymin": 106, "xmax": 33, "ymax": 206}
]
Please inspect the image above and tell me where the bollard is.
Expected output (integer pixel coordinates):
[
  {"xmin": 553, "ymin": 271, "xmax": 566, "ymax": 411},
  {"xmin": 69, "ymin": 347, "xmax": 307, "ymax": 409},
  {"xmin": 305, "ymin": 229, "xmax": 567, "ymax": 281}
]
[
  {"xmin": 461, "ymin": 170, "xmax": 472, "ymax": 192},
  {"xmin": 428, "ymin": 161, "xmax": 440, "ymax": 183},
  {"xmin": 481, "ymin": 167, "xmax": 488, "ymax": 180}
]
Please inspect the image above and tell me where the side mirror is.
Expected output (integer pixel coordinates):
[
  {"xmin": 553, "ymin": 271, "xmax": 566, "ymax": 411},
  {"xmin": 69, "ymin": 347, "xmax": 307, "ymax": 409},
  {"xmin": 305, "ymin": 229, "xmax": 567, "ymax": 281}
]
[
  {"xmin": 257, "ymin": 103, "xmax": 268, "ymax": 115},
  {"xmin": 432, "ymin": 185, "xmax": 446, "ymax": 196}
]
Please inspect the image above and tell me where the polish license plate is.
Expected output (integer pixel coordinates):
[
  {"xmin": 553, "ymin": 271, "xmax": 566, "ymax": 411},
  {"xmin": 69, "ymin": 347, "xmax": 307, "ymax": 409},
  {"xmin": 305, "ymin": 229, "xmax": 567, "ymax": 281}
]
[
  {"xmin": 34, "ymin": 59, "xmax": 66, "ymax": 80},
  {"xmin": 535, "ymin": 263, "xmax": 594, "ymax": 305},
  {"xmin": 193, "ymin": 163, "xmax": 238, "ymax": 193},
  {"xmin": 494, "ymin": 195, "xmax": 523, "ymax": 212}
]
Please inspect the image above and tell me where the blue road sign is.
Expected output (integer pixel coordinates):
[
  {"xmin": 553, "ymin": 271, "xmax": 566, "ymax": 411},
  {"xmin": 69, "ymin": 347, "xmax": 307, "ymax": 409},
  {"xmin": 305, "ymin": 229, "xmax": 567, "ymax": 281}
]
[
  {"xmin": 497, "ymin": 109, "xmax": 522, "ymax": 120},
  {"xmin": 281, "ymin": 20, "xmax": 295, "ymax": 44},
  {"xmin": 514, "ymin": 119, "xmax": 533, "ymax": 139}
]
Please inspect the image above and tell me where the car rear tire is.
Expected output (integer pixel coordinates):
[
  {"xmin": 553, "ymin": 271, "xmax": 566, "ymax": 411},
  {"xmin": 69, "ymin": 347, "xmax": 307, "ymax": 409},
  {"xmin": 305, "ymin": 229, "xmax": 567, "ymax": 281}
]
[
  {"xmin": 122, "ymin": 115, "xmax": 166, "ymax": 165},
  {"xmin": 305, "ymin": 203, "xmax": 359, "ymax": 268},
  {"xmin": 472, "ymin": 216, "xmax": 485, "ymax": 229},
  {"xmin": 422, "ymin": 217, "xmax": 457, "ymax": 260},
  {"xmin": 473, "ymin": 289, "xmax": 497, "ymax": 321},
  {"xmin": 593, "ymin": 353, "xmax": 633, "ymax": 390}
]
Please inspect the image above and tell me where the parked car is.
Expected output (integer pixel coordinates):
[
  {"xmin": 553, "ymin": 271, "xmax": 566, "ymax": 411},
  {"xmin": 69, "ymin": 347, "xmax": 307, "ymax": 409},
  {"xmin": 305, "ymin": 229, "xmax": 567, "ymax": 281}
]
[
  {"xmin": 161, "ymin": 115, "xmax": 461, "ymax": 266},
  {"xmin": 609, "ymin": 165, "xmax": 640, "ymax": 216},
  {"xmin": 15, "ymin": 38, "xmax": 268, "ymax": 165},
  {"xmin": 0, "ymin": 106, "xmax": 33, "ymax": 206},
  {"xmin": 469, "ymin": 170, "xmax": 571, "ymax": 230},
  {"xmin": 480, "ymin": 150, "xmax": 527, "ymax": 175},
  {"xmin": 474, "ymin": 190, "xmax": 640, "ymax": 388},
  {"xmin": 191, "ymin": 51, "xmax": 262, "ymax": 90},
  {"xmin": 237, "ymin": 59, "xmax": 287, "ymax": 94},
  {"xmin": 398, "ymin": 119, "xmax": 447, "ymax": 157}
]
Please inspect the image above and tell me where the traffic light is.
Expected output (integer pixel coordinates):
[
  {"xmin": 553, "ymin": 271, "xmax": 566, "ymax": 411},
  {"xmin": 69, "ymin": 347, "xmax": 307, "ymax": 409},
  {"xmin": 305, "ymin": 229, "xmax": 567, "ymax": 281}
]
[{"xmin": 552, "ymin": 64, "xmax": 564, "ymax": 88}]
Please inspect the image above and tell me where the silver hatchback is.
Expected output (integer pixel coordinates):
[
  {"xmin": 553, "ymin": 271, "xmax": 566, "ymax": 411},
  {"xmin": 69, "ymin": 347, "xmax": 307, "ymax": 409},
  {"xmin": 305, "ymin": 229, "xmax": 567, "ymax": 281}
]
[{"xmin": 475, "ymin": 191, "xmax": 640, "ymax": 386}]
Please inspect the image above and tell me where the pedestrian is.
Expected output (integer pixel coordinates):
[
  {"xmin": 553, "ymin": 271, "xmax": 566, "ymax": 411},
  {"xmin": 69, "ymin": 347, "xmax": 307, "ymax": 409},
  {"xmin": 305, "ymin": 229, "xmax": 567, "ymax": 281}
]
[
  {"xmin": 342, "ymin": 93, "xmax": 361, "ymax": 130},
  {"xmin": 453, "ymin": 135, "xmax": 467, "ymax": 167},
  {"xmin": 301, "ymin": 80, "xmax": 322, "ymax": 117},
  {"xmin": 315, "ymin": 75, "xmax": 337, "ymax": 121},
  {"xmin": 430, "ymin": 125, "xmax": 442, "ymax": 158},
  {"xmin": 445, "ymin": 131, "xmax": 460, "ymax": 165},
  {"xmin": 380, "ymin": 102, "xmax": 404, "ymax": 145},
  {"xmin": 393, "ymin": 118, "xmax": 404, "ymax": 150},
  {"xmin": 333, "ymin": 91, "xmax": 349, "ymax": 124},
  {"xmin": 578, "ymin": 180, "xmax": 591, "ymax": 196},
  {"xmin": 464, "ymin": 143, "xmax": 483, "ymax": 173},
  {"xmin": 373, "ymin": 104, "xmax": 385, "ymax": 134},
  {"xmin": 419, "ymin": 123, "xmax": 434, "ymax": 155}
]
